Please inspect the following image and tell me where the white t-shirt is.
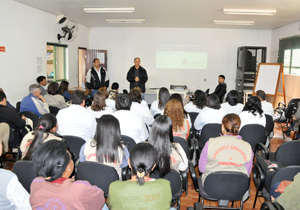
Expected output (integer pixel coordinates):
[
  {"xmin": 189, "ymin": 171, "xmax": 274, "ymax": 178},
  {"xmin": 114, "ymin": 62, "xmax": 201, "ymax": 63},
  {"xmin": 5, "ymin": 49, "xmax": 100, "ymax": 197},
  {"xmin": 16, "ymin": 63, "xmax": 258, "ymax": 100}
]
[
  {"xmin": 130, "ymin": 102, "xmax": 154, "ymax": 126},
  {"xmin": 194, "ymin": 107, "xmax": 227, "ymax": 131},
  {"xmin": 86, "ymin": 106, "xmax": 114, "ymax": 119},
  {"xmin": 221, "ymin": 102, "xmax": 244, "ymax": 115},
  {"xmin": 239, "ymin": 111, "xmax": 266, "ymax": 130},
  {"xmin": 184, "ymin": 102, "xmax": 202, "ymax": 113},
  {"xmin": 150, "ymin": 100, "xmax": 164, "ymax": 116},
  {"xmin": 105, "ymin": 99, "xmax": 116, "ymax": 112},
  {"xmin": 261, "ymin": 100, "xmax": 274, "ymax": 116}
]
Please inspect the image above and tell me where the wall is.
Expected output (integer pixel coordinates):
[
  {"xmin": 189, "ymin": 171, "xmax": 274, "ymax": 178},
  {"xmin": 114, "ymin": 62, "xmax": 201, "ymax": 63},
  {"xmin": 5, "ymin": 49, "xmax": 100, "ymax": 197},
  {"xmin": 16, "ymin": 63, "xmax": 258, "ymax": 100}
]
[
  {"xmin": 271, "ymin": 21, "xmax": 300, "ymax": 103},
  {"xmin": 89, "ymin": 27, "xmax": 272, "ymax": 92},
  {"xmin": 0, "ymin": 0, "xmax": 89, "ymax": 106}
]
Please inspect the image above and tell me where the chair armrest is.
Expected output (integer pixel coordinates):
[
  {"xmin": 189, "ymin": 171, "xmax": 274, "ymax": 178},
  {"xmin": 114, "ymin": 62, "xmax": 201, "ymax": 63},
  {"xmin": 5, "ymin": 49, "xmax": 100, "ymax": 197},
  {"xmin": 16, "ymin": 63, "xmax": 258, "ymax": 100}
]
[
  {"xmin": 253, "ymin": 162, "xmax": 266, "ymax": 192},
  {"xmin": 180, "ymin": 169, "xmax": 188, "ymax": 193},
  {"xmin": 260, "ymin": 201, "xmax": 277, "ymax": 210},
  {"xmin": 256, "ymin": 143, "xmax": 269, "ymax": 159},
  {"xmin": 187, "ymin": 136, "xmax": 194, "ymax": 161},
  {"xmin": 195, "ymin": 138, "xmax": 199, "ymax": 162},
  {"xmin": 189, "ymin": 162, "xmax": 199, "ymax": 192},
  {"xmin": 273, "ymin": 202, "xmax": 284, "ymax": 210},
  {"xmin": 194, "ymin": 202, "xmax": 201, "ymax": 210},
  {"xmin": 122, "ymin": 166, "xmax": 131, "ymax": 181}
]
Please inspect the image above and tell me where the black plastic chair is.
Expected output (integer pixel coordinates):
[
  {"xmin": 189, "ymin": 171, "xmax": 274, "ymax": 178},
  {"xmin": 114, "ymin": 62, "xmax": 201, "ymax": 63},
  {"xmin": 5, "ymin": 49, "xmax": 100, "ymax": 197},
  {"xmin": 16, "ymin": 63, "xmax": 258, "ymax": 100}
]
[
  {"xmin": 76, "ymin": 161, "xmax": 119, "ymax": 197},
  {"xmin": 18, "ymin": 111, "xmax": 39, "ymax": 129},
  {"xmin": 239, "ymin": 124, "xmax": 267, "ymax": 152},
  {"xmin": 12, "ymin": 160, "xmax": 36, "ymax": 193},
  {"xmin": 16, "ymin": 101, "xmax": 21, "ymax": 113},
  {"xmin": 121, "ymin": 135, "xmax": 136, "ymax": 152},
  {"xmin": 49, "ymin": 105, "xmax": 60, "ymax": 116},
  {"xmin": 260, "ymin": 202, "xmax": 284, "ymax": 210},
  {"xmin": 265, "ymin": 114, "xmax": 274, "ymax": 148},
  {"xmin": 62, "ymin": 135, "xmax": 85, "ymax": 160},
  {"xmin": 194, "ymin": 171, "xmax": 250, "ymax": 210},
  {"xmin": 154, "ymin": 113, "xmax": 161, "ymax": 119},
  {"xmin": 188, "ymin": 112, "xmax": 199, "ymax": 137}
]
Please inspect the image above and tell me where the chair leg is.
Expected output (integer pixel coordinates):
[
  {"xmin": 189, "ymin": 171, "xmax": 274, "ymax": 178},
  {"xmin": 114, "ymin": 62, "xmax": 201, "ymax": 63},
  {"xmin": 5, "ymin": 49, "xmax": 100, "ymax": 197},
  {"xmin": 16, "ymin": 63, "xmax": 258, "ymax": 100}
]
[
  {"xmin": 253, "ymin": 188, "xmax": 259, "ymax": 208},
  {"xmin": 231, "ymin": 201, "xmax": 234, "ymax": 207}
]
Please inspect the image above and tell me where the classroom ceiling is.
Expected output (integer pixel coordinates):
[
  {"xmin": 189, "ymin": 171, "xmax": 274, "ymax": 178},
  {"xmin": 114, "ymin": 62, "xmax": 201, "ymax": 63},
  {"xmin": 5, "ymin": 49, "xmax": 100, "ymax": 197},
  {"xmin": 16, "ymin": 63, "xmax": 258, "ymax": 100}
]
[{"xmin": 15, "ymin": 0, "xmax": 300, "ymax": 30}]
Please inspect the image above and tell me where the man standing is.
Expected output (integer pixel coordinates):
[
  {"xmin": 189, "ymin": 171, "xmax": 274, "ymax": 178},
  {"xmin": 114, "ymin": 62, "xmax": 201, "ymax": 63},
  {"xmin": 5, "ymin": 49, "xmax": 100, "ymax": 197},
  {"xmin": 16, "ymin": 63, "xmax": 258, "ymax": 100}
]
[
  {"xmin": 127, "ymin": 57, "xmax": 148, "ymax": 93},
  {"xmin": 86, "ymin": 58, "xmax": 109, "ymax": 96},
  {"xmin": 37, "ymin": 75, "xmax": 48, "ymax": 96},
  {"xmin": 213, "ymin": 75, "xmax": 227, "ymax": 103}
]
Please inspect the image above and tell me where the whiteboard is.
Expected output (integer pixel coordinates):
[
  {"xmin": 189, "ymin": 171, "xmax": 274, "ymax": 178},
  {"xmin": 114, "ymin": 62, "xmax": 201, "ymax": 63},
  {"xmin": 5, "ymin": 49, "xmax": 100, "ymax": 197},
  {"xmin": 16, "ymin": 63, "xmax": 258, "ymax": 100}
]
[{"xmin": 254, "ymin": 64, "xmax": 281, "ymax": 95}]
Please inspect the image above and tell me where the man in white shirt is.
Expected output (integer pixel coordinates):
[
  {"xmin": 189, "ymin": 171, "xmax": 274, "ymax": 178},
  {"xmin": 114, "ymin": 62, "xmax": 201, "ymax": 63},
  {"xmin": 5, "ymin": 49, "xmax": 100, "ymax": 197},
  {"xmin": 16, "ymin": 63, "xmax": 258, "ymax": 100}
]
[
  {"xmin": 256, "ymin": 90, "xmax": 274, "ymax": 116},
  {"xmin": 56, "ymin": 90, "xmax": 96, "ymax": 141},
  {"xmin": 113, "ymin": 94, "xmax": 149, "ymax": 143}
]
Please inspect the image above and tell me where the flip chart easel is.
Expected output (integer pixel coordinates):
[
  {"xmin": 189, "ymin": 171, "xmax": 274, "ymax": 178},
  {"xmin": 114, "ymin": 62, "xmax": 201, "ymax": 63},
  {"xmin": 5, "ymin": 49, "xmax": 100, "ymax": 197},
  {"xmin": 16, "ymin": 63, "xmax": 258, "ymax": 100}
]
[{"xmin": 253, "ymin": 63, "xmax": 286, "ymax": 106}]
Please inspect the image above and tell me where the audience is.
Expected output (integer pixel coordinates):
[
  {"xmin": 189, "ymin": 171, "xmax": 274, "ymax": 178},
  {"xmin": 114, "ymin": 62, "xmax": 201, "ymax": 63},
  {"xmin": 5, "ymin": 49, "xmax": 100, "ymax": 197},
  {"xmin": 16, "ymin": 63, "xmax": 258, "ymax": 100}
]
[
  {"xmin": 221, "ymin": 90, "xmax": 243, "ymax": 115},
  {"xmin": 108, "ymin": 143, "xmax": 172, "ymax": 210},
  {"xmin": 0, "ymin": 137, "xmax": 31, "ymax": 209},
  {"xmin": 87, "ymin": 91, "xmax": 113, "ymax": 119},
  {"xmin": 184, "ymin": 89, "xmax": 207, "ymax": 113},
  {"xmin": 44, "ymin": 82, "xmax": 67, "ymax": 109},
  {"xmin": 20, "ymin": 84, "xmax": 50, "ymax": 117},
  {"xmin": 36, "ymin": 75, "xmax": 48, "ymax": 96},
  {"xmin": 0, "ymin": 91, "xmax": 27, "ymax": 152},
  {"xmin": 56, "ymin": 90, "xmax": 96, "ymax": 141},
  {"xmin": 150, "ymin": 87, "xmax": 170, "ymax": 116},
  {"xmin": 20, "ymin": 113, "xmax": 62, "ymax": 160},
  {"xmin": 30, "ymin": 140, "xmax": 105, "ymax": 209},
  {"xmin": 239, "ymin": 96, "xmax": 266, "ymax": 129},
  {"xmin": 256, "ymin": 90, "xmax": 274, "ymax": 116},
  {"xmin": 59, "ymin": 80, "xmax": 71, "ymax": 102},
  {"xmin": 0, "ymin": 88, "xmax": 15, "ymax": 109},
  {"xmin": 164, "ymin": 99, "xmax": 190, "ymax": 140},
  {"xmin": 129, "ymin": 87, "xmax": 154, "ymax": 126},
  {"xmin": 194, "ymin": 94, "xmax": 227, "ymax": 131},
  {"xmin": 113, "ymin": 94, "xmax": 149, "ymax": 143},
  {"xmin": 199, "ymin": 114, "xmax": 253, "ymax": 184},
  {"xmin": 148, "ymin": 115, "xmax": 188, "ymax": 177},
  {"xmin": 79, "ymin": 115, "xmax": 129, "ymax": 179}
]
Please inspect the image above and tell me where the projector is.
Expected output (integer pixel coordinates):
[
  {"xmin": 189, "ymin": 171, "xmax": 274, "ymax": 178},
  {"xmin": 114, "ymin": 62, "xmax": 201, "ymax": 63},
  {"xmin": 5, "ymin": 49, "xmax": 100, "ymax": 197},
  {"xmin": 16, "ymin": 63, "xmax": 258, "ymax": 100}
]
[{"xmin": 170, "ymin": 85, "xmax": 187, "ymax": 91}]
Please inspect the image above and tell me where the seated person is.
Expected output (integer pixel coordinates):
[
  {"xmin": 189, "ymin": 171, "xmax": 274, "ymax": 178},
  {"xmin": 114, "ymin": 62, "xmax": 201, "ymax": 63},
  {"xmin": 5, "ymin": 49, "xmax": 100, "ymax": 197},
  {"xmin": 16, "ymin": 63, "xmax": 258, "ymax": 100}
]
[
  {"xmin": 0, "ymin": 91, "xmax": 27, "ymax": 152},
  {"xmin": 44, "ymin": 82, "xmax": 68, "ymax": 109},
  {"xmin": 20, "ymin": 113, "xmax": 62, "ymax": 160},
  {"xmin": 184, "ymin": 89, "xmax": 207, "ymax": 113},
  {"xmin": 0, "ymin": 87, "xmax": 15, "ymax": 109},
  {"xmin": 30, "ymin": 140, "xmax": 105, "ymax": 209},
  {"xmin": 108, "ymin": 143, "xmax": 172, "ymax": 210},
  {"xmin": 20, "ymin": 84, "xmax": 50, "ymax": 117},
  {"xmin": 129, "ymin": 87, "xmax": 154, "ymax": 126},
  {"xmin": 239, "ymin": 96, "xmax": 266, "ymax": 129},
  {"xmin": 79, "ymin": 115, "xmax": 129, "ymax": 179},
  {"xmin": 164, "ymin": 99, "xmax": 190, "ymax": 140},
  {"xmin": 256, "ymin": 90, "xmax": 274, "ymax": 116},
  {"xmin": 221, "ymin": 90, "xmax": 243, "ymax": 115},
  {"xmin": 213, "ymin": 74, "xmax": 227, "ymax": 103},
  {"xmin": 87, "ymin": 91, "xmax": 113, "ymax": 119},
  {"xmin": 194, "ymin": 94, "xmax": 227, "ymax": 131},
  {"xmin": 0, "ymin": 137, "xmax": 31, "ymax": 210},
  {"xmin": 113, "ymin": 94, "xmax": 148, "ymax": 143},
  {"xmin": 271, "ymin": 173, "xmax": 300, "ymax": 209},
  {"xmin": 106, "ymin": 82, "xmax": 119, "ymax": 112},
  {"xmin": 199, "ymin": 114, "xmax": 253, "ymax": 184},
  {"xmin": 37, "ymin": 75, "xmax": 48, "ymax": 96},
  {"xmin": 150, "ymin": 87, "xmax": 170, "ymax": 116},
  {"xmin": 59, "ymin": 80, "xmax": 71, "ymax": 102},
  {"xmin": 169, "ymin": 93, "xmax": 191, "ymax": 124},
  {"xmin": 56, "ymin": 90, "xmax": 97, "ymax": 141},
  {"xmin": 148, "ymin": 115, "xmax": 188, "ymax": 176}
]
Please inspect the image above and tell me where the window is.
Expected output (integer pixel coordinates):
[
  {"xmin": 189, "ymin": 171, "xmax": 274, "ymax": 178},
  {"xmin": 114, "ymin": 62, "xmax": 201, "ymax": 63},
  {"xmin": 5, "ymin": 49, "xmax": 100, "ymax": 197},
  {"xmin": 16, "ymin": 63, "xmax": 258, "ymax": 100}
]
[
  {"xmin": 278, "ymin": 36, "xmax": 300, "ymax": 76},
  {"xmin": 47, "ymin": 43, "xmax": 68, "ymax": 81}
]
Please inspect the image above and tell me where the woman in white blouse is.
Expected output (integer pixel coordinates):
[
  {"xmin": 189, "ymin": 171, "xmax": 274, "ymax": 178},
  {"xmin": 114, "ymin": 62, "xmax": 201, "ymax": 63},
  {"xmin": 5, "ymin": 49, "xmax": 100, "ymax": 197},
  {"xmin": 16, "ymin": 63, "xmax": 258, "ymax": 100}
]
[
  {"xmin": 150, "ymin": 87, "xmax": 170, "ymax": 117},
  {"xmin": 184, "ymin": 90, "xmax": 207, "ymax": 113},
  {"xmin": 87, "ymin": 91, "xmax": 113, "ymax": 119},
  {"xmin": 221, "ymin": 90, "xmax": 244, "ymax": 115}
]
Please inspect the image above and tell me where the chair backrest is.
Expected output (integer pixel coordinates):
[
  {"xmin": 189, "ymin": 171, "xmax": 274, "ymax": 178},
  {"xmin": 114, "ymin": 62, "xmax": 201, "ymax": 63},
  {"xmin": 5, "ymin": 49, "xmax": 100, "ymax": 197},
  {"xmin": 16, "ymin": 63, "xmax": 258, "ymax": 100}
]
[
  {"xmin": 49, "ymin": 105, "xmax": 60, "ymax": 116},
  {"xmin": 270, "ymin": 166, "xmax": 300, "ymax": 188},
  {"xmin": 150, "ymin": 169, "xmax": 182, "ymax": 199},
  {"xmin": 239, "ymin": 124, "xmax": 267, "ymax": 152},
  {"xmin": 265, "ymin": 114, "xmax": 274, "ymax": 137},
  {"xmin": 121, "ymin": 135, "xmax": 136, "ymax": 152},
  {"xmin": 76, "ymin": 161, "xmax": 119, "ymax": 197},
  {"xmin": 284, "ymin": 98, "xmax": 300, "ymax": 119},
  {"xmin": 18, "ymin": 111, "xmax": 39, "ymax": 129},
  {"xmin": 199, "ymin": 123, "xmax": 221, "ymax": 149},
  {"xmin": 154, "ymin": 113, "xmax": 161, "ymax": 119},
  {"xmin": 16, "ymin": 101, "xmax": 21, "ymax": 113},
  {"xmin": 204, "ymin": 171, "xmax": 249, "ymax": 201},
  {"xmin": 12, "ymin": 160, "xmax": 36, "ymax": 193},
  {"xmin": 173, "ymin": 136, "xmax": 189, "ymax": 158},
  {"xmin": 276, "ymin": 141, "xmax": 300, "ymax": 167},
  {"xmin": 188, "ymin": 112, "xmax": 199, "ymax": 129},
  {"xmin": 62, "ymin": 135, "xmax": 85, "ymax": 159}
]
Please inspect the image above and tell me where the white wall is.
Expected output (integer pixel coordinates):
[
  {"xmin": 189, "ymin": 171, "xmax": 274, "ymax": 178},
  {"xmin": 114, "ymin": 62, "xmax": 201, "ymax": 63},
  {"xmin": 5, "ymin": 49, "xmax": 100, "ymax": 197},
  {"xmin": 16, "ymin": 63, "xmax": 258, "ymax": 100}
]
[
  {"xmin": 89, "ymin": 27, "xmax": 272, "ymax": 92},
  {"xmin": 0, "ymin": 0, "xmax": 89, "ymax": 106}
]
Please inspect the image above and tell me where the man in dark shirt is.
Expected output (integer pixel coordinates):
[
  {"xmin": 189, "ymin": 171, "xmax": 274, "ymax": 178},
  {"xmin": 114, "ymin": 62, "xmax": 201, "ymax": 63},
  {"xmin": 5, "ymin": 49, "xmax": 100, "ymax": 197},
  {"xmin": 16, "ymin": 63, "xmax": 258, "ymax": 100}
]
[
  {"xmin": 213, "ymin": 75, "xmax": 227, "ymax": 103},
  {"xmin": 126, "ymin": 57, "xmax": 148, "ymax": 93}
]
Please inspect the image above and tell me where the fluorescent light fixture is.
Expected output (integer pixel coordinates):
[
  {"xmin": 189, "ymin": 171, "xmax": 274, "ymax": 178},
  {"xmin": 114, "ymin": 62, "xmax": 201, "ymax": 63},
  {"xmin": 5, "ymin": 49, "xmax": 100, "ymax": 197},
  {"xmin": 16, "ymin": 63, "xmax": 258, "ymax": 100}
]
[
  {"xmin": 213, "ymin": 20, "xmax": 254, "ymax": 25},
  {"xmin": 83, "ymin": 7, "xmax": 135, "ymax": 13},
  {"xmin": 223, "ymin": 9, "xmax": 276, "ymax": 16},
  {"xmin": 106, "ymin": 19, "xmax": 145, "ymax": 24}
]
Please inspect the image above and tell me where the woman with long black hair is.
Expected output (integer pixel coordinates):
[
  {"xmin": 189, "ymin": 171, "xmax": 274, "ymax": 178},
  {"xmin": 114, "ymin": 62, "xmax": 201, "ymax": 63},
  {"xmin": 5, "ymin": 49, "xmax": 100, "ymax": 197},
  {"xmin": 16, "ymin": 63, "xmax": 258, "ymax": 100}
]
[{"xmin": 150, "ymin": 87, "xmax": 170, "ymax": 116}]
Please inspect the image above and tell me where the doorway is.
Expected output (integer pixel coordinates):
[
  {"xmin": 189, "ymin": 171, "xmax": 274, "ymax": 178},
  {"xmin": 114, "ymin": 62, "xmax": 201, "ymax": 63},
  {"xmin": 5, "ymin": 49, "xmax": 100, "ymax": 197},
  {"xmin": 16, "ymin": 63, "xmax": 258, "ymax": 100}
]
[{"xmin": 78, "ymin": 47, "xmax": 87, "ymax": 88}]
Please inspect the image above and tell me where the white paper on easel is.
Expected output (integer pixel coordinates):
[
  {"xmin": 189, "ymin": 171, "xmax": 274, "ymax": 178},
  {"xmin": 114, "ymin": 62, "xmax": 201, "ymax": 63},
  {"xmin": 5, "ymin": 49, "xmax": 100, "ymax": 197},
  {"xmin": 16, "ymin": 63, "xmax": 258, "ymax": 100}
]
[{"xmin": 254, "ymin": 65, "xmax": 281, "ymax": 95}]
